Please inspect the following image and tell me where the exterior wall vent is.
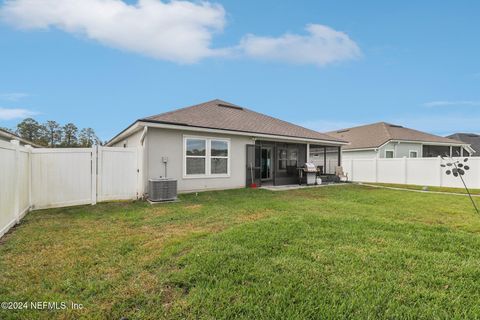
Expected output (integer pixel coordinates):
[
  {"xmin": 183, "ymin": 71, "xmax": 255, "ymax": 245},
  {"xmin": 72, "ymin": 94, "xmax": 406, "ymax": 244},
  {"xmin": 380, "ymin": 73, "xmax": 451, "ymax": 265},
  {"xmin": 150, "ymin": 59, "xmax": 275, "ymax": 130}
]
[{"xmin": 217, "ymin": 103, "xmax": 244, "ymax": 110}]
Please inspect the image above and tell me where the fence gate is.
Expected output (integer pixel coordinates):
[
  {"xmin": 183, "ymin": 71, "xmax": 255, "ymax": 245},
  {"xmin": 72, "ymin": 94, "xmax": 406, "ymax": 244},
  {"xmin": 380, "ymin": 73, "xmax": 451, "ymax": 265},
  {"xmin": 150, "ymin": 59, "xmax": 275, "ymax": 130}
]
[
  {"xmin": 97, "ymin": 146, "xmax": 139, "ymax": 202},
  {"xmin": 31, "ymin": 148, "xmax": 94, "ymax": 209},
  {"xmin": 30, "ymin": 146, "xmax": 139, "ymax": 210}
]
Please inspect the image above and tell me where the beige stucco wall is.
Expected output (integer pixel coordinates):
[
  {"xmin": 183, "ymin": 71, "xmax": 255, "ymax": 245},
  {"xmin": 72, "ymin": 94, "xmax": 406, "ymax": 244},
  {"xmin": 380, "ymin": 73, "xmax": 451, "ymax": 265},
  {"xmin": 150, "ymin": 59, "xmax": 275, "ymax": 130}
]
[
  {"xmin": 145, "ymin": 128, "xmax": 252, "ymax": 193},
  {"xmin": 342, "ymin": 149, "xmax": 377, "ymax": 160},
  {"xmin": 343, "ymin": 142, "xmax": 423, "ymax": 159},
  {"xmin": 112, "ymin": 129, "xmax": 144, "ymax": 148},
  {"xmin": 378, "ymin": 141, "xmax": 422, "ymax": 158}
]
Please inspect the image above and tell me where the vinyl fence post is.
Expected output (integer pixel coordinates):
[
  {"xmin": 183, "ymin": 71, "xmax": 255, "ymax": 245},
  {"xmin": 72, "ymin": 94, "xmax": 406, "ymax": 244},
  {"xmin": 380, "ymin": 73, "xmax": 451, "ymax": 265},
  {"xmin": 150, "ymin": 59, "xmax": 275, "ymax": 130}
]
[
  {"xmin": 11, "ymin": 140, "xmax": 20, "ymax": 222},
  {"xmin": 91, "ymin": 145, "xmax": 97, "ymax": 205},
  {"xmin": 25, "ymin": 145, "xmax": 33, "ymax": 211},
  {"xmin": 137, "ymin": 145, "xmax": 143, "ymax": 199},
  {"xmin": 403, "ymin": 156, "xmax": 407, "ymax": 184},
  {"xmin": 374, "ymin": 157, "xmax": 378, "ymax": 183}
]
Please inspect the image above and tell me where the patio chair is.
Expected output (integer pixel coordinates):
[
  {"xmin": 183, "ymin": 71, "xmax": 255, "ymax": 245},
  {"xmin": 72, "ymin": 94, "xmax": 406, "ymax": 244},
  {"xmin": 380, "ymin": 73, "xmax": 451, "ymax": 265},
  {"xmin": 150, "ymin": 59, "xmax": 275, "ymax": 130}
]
[{"xmin": 335, "ymin": 166, "xmax": 348, "ymax": 182}]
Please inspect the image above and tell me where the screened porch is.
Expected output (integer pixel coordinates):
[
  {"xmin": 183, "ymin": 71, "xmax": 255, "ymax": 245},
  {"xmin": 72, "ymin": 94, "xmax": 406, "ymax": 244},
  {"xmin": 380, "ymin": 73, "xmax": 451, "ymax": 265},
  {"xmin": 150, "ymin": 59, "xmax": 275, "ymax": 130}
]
[{"xmin": 246, "ymin": 141, "xmax": 341, "ymax": 187}]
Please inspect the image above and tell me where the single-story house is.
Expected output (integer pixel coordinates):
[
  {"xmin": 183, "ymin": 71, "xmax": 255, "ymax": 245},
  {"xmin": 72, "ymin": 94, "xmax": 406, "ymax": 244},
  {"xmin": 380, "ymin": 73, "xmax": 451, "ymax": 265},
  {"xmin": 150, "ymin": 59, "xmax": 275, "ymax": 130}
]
[
  {"xmin": 0, "ymin": 128, "xmax": 40, "ymax": 147},
  {"xmin": 107, "ymin": 99, "xmax": 347, "ymax": 194},
  {"xmin": 446, "ymin": 133, "xmax": 479, "ymax": 157},
  {"xmin": 327, "ymin": 122, "xmax": 474, "ymax": 160}
]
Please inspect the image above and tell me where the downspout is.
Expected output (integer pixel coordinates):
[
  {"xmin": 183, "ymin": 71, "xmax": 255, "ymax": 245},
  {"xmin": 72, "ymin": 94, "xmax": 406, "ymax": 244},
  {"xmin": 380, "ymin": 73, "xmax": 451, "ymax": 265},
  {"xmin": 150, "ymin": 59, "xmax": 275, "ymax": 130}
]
[{"xmin": 140, "ymin": 126, "xmax": 148, "ymax": 146}]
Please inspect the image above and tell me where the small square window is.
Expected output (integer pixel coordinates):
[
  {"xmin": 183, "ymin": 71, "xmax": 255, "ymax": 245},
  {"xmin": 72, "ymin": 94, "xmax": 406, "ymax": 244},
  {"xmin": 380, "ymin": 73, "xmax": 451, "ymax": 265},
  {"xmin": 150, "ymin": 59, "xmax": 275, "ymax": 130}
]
[
  {"xmin": 385, "ymin": 150, "xmax": 394, "ymax": 158},
  {"xmin": 409, "ymin": 151, "xmax": 418, "ymax": 158}
]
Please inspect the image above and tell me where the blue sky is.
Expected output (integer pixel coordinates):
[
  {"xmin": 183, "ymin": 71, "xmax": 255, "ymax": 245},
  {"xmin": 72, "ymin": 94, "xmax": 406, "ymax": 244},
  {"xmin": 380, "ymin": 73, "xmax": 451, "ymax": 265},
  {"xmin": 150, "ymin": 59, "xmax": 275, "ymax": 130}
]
[{"xmin": 0, "ymin": 0, "xmax": 479, "ymax": 141}]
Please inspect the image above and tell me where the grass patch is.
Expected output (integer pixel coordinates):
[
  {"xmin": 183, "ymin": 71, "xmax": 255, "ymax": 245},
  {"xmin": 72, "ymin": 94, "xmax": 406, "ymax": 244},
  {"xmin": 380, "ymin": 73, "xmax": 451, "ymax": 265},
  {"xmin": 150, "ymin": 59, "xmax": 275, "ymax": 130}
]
[
  {"xmin": 367, "ymin": 182, "xmax": 480, "ymax": 195},
  {"xmin": 1, "ymin": 185, "xmax": 480, "ymax": 319}
]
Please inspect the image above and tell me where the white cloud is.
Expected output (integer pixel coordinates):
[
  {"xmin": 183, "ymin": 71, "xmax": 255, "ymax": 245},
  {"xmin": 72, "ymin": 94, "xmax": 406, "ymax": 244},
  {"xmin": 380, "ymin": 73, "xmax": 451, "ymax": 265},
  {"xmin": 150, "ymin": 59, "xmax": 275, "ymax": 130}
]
[
  {"xmin": 423, "ymin": 101, "xmax": 480, "ymax": 107},
  {"xmin": 0, "ymin": 92, "xmax": 28, "ymax": 101},
  {"xmin": 0, "ymin": 1, "xmax": 361, "ymax": 66},
  {"xmin": 238, "ymin": 24, "xmax": 361, "ymax": 66},
  {"xmin": 0, "ymin": 107, "xmax": 36, "ymax": 120},
  {"xmin": 0, "ymin": 0, "xmax": 227, "ymax": 63}
]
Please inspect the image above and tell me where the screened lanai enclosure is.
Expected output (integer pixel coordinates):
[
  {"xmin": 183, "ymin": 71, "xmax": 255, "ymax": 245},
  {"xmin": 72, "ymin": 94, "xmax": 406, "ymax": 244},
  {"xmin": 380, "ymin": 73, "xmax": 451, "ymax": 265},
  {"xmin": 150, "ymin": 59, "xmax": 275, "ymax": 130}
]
[
  {"xmin": 309, "ymin": 145, "xmax": 342, "ymax": 175},
  {"xmin": 246, "ymin": 141, "xmax": 341, "ymax": 187}
]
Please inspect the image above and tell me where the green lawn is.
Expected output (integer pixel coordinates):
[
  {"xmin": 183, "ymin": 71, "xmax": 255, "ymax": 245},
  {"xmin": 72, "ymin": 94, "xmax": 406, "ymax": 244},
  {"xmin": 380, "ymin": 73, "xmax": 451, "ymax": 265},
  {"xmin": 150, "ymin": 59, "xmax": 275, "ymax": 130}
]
[
  {"xmin": 365, "ymin": 182, "xmax": 480, "ymax": 195},
  {"xmin": 1, "ymin": 185, "xmax": 480, "ymax": 319}
]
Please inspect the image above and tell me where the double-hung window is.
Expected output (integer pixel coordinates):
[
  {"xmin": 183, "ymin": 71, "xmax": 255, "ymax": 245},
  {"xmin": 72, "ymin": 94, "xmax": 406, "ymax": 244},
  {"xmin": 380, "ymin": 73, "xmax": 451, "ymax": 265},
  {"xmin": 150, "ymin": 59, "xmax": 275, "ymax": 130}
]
[
  {"xmin": 184, "ymin": 136, "xmax": 230, "ymax": 177},
  {"xmin": 185, "ymin": 138, "xmax": 207, "ymax": 175},
  {"xmin": 210, "ymin": 140, "xmax": 229, "ymax": 174}
]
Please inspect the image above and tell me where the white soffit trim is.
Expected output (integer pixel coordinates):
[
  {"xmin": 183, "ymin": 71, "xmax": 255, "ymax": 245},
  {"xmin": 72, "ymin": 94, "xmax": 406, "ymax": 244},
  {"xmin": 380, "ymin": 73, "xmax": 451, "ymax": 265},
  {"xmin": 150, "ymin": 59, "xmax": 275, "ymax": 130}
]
[{"xmin": 342, "ymin": 148, "xmax": 377, "ymax": 152}]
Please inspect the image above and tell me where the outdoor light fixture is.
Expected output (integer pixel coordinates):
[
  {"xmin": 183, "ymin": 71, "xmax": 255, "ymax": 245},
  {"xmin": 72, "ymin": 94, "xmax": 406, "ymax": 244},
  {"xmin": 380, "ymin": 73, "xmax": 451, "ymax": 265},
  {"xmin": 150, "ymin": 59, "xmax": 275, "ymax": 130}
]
[{"xmin": 441, "ymin": 156, "xmax": 479, "ymax": 214}]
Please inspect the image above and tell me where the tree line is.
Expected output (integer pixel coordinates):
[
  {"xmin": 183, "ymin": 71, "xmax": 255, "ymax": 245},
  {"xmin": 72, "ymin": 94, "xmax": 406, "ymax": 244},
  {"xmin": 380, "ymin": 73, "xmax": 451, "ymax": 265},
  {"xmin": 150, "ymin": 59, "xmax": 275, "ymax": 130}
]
[{"xmin": 5, "ymin": 118, "xmax": 101, "ymax": 148}]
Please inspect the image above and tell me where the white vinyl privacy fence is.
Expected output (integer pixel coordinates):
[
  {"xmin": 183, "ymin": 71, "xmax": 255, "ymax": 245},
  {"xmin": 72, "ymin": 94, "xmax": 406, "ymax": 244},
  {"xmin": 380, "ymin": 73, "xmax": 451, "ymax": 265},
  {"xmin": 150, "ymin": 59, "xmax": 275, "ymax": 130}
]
[
  {"xmin": 343, "ymin": 157, "xmax": 480, "ymax": 189},
  {"xmin": 1, "ymin": 141, "xmax": 140, "ymax": 238},
  {"xmin": 0, "ymin": 140, "xmax": 31, "ymax": 239}
]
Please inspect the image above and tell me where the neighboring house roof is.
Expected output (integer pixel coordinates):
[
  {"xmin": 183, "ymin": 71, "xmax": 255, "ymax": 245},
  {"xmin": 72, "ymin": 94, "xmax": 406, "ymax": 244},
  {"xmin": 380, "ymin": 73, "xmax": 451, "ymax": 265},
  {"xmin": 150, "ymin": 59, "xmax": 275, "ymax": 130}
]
[
  {"xmin": 109, "ymin": 99, "xmax": 346, "ymax": 145},
  {"xmin": 0, "ymin": 128, "xmax": 40, "ymax": 147},
  {"xmin": 447, "ymin": 133, "xmax": 479, "ymax": 155},
  {"xmin": 327, "ymin": 122, "xmax": 466, "ymax": 150}
]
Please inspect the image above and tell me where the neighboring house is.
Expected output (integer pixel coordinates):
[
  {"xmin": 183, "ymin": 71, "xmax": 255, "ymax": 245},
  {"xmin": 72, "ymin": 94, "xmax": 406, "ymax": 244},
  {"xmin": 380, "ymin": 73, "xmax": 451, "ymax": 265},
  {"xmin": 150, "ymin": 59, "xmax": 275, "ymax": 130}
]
[
  {"xmin": 0, "ymin": 128, "xmax": 40, "ymax": 147},
  {"xmin": 107, "ymin": 99, "xmax": 346, "ymax": 194},
  {"xmin": 327, "ymin": 122, "xmax": 474, "ymax": 160},
  {"xmin": 446, "ymin": 133, "xmax": 479, "ymax": 157}
]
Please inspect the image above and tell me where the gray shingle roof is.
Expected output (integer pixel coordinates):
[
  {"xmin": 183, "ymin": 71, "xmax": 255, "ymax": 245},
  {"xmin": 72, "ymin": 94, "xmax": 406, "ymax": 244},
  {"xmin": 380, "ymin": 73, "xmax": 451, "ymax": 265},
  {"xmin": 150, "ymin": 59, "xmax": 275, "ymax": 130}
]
[
  {"xmin": 447, "ymin": 133, "xmax": 480, "ymax": 155},
  {"xmin": 327, "ymin": 122, "xmax": 465, "ymax": 150},
  {"xmin": 141, "ymin": 99, "xmax": 345, "ymax": 143}
]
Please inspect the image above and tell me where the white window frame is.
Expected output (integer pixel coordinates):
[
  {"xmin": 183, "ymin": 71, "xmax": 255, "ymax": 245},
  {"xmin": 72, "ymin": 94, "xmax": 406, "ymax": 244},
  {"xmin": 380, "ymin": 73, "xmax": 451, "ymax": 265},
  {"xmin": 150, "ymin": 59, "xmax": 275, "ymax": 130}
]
[
  {"xmin": 183, "ymin": 135, "xmax": 231, "ymax": 179},
  {"xmin": 385, "ymin": 149, "xmax": 395, "ymax": 158},
  {"xmin": 409, "ymin": 150, "xmax": 418, "ymax": 158}
]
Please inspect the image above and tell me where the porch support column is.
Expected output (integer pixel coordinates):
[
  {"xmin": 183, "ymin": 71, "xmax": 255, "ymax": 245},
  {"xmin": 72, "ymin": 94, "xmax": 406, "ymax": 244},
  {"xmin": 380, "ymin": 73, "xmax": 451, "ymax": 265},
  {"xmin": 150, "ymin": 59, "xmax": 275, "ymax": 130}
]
[
  {"xmin": 338, "ymin": 146, "xmax": 341, "ymax": 166},
  {"xmin": 306, "ymin": 143, "xmax": 310, "ymax": 162},
  {"xmin": 324, "ymin": 147, "xmax": 327, "ymax": 174}
]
